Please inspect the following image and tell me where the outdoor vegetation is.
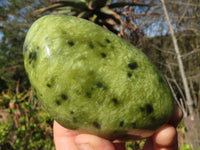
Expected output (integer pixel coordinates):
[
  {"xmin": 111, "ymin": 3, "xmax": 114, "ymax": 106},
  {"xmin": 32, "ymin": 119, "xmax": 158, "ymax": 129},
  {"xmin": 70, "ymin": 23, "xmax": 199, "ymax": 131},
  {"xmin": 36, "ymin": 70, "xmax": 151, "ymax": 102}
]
[{"xmin": 0, "ymin": 0, "xmax": 200, "ymax": 149}]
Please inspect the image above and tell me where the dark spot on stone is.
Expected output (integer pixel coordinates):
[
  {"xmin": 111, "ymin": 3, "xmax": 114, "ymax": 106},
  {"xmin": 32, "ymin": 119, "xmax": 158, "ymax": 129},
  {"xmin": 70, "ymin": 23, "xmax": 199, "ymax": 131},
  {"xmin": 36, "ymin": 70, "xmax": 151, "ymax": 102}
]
[
  {"xmin": 61, "ymin": 94, "xmax": 68, "ymax": 100},
  {"xmin": 97, "ymin": 42, "xmax": 106, "ymax": 47},
  {"xmin": 33, "ymin": 52, "xmax": 37, "ymax": 60},
  {"xmin": 96, "ymin": 82, "xmax": 103, "ymax": 88},
  {"xmin": 140, "ymin": 106, "xmax": 145, "ymax": 112},
  {"xmin": 29, "ymin": 51, "xmax": 37, "ymax": 64},
  {"xmin": 140, "ymin": 104, "xmax": 154, "ymax": 114},
  {"xmin": 47, "ymin": 83, "xmax": 52, "ymax": 88},
  {"xmin": 112, "ymin": 98, "xmax": 118, "ymax": 105},
  {"xmin": 127, "ymin": 72, "xmax": 132, "ymax": 78},
  {"xmin": 93, "ymin": 121, "xmax": 101, "ymax": 129},
  {"xmin": 89, "ymin": 42, "xmax": 94, "ymax": 49},
  {"xmin": 68, "ymin": 41, "xmax": 74, "ymax": 46},
  {"xmin": 29, "ymin": 52, "xmax": 32, "ymax": 59},
  {"xmin": 101, "ymin": 53, "xmax": 107, "ymax": 58},
  {"xmin": 73, "ymin": 117, "xmax": 77, "ymax": 123},
  {"xmin": 119, "ymin": 121, "xmax": 124, "ymax": 127},
  {"xmin": 46, "ymin": 77, "xmax": 55, "ymax": 88},
  {"xmin": 70, "ymin": 111, "xmax": 74, "ymax": 114},
  {"xmin": 146, "ymin": 104, "xmax": 154, "ymax": 114},
  {"xmin": 96, "ymin": 82, "xmax": 107, "ymax": 90},
  {"xmin": 56, "ymin": 100, "xmax": 61, "ymax": 106},
  {"xmin": 128, "ymin": 61, "xmax": 138, "ymax": 70},
  {"xmin": 86, "ymin": 92, "xmax": 92, "ymax": 98},
  {"xmin": 105, "ymin": 38, "xmax": 111, "ymax": 43}
]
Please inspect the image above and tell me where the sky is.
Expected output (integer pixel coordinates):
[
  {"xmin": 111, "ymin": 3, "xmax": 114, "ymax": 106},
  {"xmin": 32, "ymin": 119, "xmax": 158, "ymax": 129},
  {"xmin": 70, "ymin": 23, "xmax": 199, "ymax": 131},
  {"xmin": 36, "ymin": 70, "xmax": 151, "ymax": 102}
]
[{"xmin": 0, "ymin": 33, "xmax": 2, "ymax": 42}]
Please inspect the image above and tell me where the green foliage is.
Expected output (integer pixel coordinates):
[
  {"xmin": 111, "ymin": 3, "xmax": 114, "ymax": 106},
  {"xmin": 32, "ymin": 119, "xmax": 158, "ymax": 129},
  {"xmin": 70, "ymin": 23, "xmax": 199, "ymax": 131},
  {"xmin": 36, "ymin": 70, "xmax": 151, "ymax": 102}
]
[
  {"xmin": 0, "ymin": 89, "xmax": 55, "ymax": 150},
  {"xmin": 126, "ymin": 140, "xmax": 146, "ymax": 150},
  {"xmin": 0, "ymin": 121, "xmax": 12, "ymax": 144},
  {"xmin": 34, "ymin": 0, "xmax": 150, "ymax": 35},
  {"xmin": 179, "ymin": 144, "xmax": 192, "ymax": 150},
  {"xmin": 35, "ymin": 0, "xmax": 119, "ymax": 33},
  {"xmin": 0, "ymin": 0, "xmax": 51, "ymax": 92},
  {"xmin": 139, "ymin": 32, "xmax": 200, "ymax": 105}
]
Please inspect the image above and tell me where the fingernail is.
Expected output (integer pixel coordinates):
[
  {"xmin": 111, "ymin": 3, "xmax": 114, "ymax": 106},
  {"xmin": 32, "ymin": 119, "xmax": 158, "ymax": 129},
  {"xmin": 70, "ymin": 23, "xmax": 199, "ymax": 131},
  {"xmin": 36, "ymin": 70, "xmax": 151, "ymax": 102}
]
[
  {"xmin": 155, "ymin": 125, "xmax": 177, "ymax": 146},
  {"xmin": 77, "ymin": 143, "xmax": 94, "ymax": 150}
]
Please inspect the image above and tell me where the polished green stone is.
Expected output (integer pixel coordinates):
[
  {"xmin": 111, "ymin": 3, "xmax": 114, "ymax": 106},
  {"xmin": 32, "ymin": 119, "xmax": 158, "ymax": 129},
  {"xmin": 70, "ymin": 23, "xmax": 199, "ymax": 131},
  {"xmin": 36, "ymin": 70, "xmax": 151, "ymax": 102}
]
[{"xmin": 23, "ymin": 15, "xmax": 174, "ymax": 140}]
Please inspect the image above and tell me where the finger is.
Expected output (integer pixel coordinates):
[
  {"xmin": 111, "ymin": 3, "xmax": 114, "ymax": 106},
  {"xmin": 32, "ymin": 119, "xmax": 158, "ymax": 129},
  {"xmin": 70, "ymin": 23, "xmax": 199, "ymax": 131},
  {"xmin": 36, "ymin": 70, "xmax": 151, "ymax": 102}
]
[
  {"xmin": 142, "ymin": 124, "xmax": 178, "ymax": 150},
  {"xmin": 153, "ymin": 124, "xmax": 178, "ymax": 150},
  {"xmin": 168, "ymin": 105, "xmax": 183, "ymax": 127},
  {"xmin": 53, "ymin": 120, "xmax": 79, "ymax": 150},
  {"xmin": 75, "ymin": 134, "xmax": 118, "ymax": 150},
  {"xmin": 143, "ymin": 105, "xmax": 182, "ymax": 150}
]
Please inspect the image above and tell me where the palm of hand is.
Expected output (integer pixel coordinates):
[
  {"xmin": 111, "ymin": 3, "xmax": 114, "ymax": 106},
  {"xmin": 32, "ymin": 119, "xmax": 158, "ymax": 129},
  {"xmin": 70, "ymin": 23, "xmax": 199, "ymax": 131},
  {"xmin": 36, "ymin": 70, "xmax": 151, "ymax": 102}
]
[{"xmin": 54, "ymin": 105, "xmax": 182, "ymax": 150}]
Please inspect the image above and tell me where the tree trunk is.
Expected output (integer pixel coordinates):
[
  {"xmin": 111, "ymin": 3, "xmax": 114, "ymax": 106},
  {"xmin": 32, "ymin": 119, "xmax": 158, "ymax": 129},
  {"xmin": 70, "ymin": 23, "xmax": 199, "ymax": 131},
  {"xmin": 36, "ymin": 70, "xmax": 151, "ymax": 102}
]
[{"xmin": 183, "ymin": 113, "xmax": 200, "ymax": 149}]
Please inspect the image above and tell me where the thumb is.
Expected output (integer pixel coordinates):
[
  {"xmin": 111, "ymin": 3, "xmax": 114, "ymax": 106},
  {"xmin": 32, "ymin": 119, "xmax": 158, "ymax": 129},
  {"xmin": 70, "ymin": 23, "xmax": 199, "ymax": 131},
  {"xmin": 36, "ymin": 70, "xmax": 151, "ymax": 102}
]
[{"xmin": 153, "ymin": 124, "xmax": 178, "ymax": 150}]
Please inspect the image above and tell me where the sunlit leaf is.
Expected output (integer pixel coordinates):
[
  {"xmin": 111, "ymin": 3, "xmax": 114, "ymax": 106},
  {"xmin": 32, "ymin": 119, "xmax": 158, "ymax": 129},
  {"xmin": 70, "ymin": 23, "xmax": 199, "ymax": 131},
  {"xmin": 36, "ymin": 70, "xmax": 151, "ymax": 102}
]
[
  {"xmin": 100, "ymin": 6, "xmax": 113, "ymax": 15},
  {"xmin": 33, "ymin": 3, "xmax": 64, "ymax": 14}
]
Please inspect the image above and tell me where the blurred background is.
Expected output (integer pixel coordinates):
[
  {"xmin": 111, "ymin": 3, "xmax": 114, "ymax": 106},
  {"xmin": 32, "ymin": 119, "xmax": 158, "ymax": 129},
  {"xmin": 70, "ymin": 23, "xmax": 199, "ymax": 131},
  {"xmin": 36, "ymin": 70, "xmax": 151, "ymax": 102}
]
[{"xmin": 0, "ymin": 0, "xmax": 199, "ymax": 149}]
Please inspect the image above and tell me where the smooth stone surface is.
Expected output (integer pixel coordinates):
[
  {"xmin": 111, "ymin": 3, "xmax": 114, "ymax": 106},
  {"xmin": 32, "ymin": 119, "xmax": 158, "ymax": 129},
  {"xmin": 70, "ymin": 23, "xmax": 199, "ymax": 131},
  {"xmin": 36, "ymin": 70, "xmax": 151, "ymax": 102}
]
[{"xmin": 23, "ymin": 15, "xmax": 174, "ymax": 140}]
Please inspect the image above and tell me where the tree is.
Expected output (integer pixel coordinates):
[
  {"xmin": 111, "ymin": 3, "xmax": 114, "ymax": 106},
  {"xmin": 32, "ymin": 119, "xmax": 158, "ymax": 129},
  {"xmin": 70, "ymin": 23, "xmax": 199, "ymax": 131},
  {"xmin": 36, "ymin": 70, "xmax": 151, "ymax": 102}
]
[
  {"xmin": 34, "ymin": 0, "xmax": 151, "ymax": 41},
  {"xmin": 160, "ymin": 0, "xmax": 193, "ymax": 115},
  {"xmin": 0, "ymin": 0, "xmax": 51, "ymax": 91},
  {"xmin": 136, "ymin": 0, "xmax": 200, "ymax": 149}
]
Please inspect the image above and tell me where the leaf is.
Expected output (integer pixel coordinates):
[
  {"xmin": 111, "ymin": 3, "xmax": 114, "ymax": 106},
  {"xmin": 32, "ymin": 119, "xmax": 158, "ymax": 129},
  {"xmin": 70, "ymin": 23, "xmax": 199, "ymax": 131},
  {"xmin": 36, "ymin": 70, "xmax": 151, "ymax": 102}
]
[
  {"xmin": 108, "ymin": 2, "xmax": 152, "ymax": 9},
  {"xmin": 77, "ymin": 11, "xmax": 92, "ymax": 18},
  {"xmin": 89, "ymin": 0, "xmax": 108, "ymax": 9},
  {"xmin": 100, "ymin": 6, "xmax": 113, "ymax": 15},
  {"xmin": 2, "ymin": 94, "xmax": 11, "ymax": 100},
  {"xmin": 33, "ymin": 3, "xmax": 65, "ymax": 14},
  {"xmin": 34, "ymin": 0, "xmax": 88, "ymax": 14},
  {"xmin": 98, "ymin": 8, "xmax": 121, "ymax": 25},
  {"xmin": 52, "ymin": 0, "xmax": 88, "ymax": 10}
]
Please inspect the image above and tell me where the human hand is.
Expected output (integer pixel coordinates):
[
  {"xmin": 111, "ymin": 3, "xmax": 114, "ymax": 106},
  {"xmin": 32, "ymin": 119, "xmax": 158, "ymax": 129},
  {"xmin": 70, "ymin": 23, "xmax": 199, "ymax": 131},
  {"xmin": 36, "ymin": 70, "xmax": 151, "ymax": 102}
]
[{"xmin": 53, "ymin": 105, "xmax": 183, "ymax": 150}]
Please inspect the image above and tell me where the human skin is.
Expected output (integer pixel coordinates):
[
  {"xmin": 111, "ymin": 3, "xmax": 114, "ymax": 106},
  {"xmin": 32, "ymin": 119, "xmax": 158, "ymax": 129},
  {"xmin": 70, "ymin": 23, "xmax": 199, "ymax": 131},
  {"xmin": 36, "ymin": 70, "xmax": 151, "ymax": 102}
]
[{"xmin": 53, "ymin": 105, "xmax": 183, "ymax": 150}]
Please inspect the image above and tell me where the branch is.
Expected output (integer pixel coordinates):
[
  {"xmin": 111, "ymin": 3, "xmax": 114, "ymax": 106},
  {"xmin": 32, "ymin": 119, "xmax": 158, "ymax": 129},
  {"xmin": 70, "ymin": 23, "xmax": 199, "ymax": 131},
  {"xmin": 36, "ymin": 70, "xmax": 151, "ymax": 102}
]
[
  {"xmin": 33, "ymin": 3, "xmax": 64, "ymax": 14},
  {"xmin": 0, "ymin": 65, "xmax": 21, "ymax": 72},
  {"xmin": 161, "ymin": 0, "xmax": 194, "ymax": 115},
  {"xmin": 33, "ymin": 1, "xmax": 87, "ymax": 14},
  {"xmin": 166, "ymin": 62, "xmax": 186, "ymax": 102},
  {"xmin": 187, "ymin": 73, "xmax": 200, "ymax": 80},
  {"xmin": 167, "ymin": 1, "xmax": 200, "ymax": 7},
  {"xmin": 108, "ymin": 2, "xmax": 154, "ymax": 9},
  {"xmin": 181, "ymin": 48, "xmax": 200, "ymax": 58},
  {"xmin": 177, "ymin": 0, "xmax": 191, "ymax": 25},
  {"xmin": 165, "ymin": 75, "xmax": 187, "ymax": 116},
  {"xmin": 152, "ymin": 44, "xmax": 175, "ymax": 55}
]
